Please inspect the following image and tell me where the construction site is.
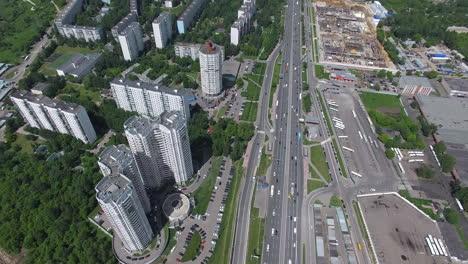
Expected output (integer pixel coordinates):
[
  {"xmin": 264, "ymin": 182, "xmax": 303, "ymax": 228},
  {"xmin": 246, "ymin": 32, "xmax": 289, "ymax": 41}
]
[{"xmin": 314, "ymin": 0, "xmax": 392, "ymax": 69}]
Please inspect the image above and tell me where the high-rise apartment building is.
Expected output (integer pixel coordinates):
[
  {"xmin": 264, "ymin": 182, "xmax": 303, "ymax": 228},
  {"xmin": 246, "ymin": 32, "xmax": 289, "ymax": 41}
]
[
  {"xmin": 199, "ymin": 41, "xmax": 223, "ymax": 95},
  {"xmin": 124, "ymin": 113, "xmax": 193, "ymax": 187},
  {"xmin": 98, "ymin": 145, "xmax": 151, "ymax": 213},
  {"xmin": 118, "ymin": 22, "xmax": 144, "ymax": 61},
  {"xmin": 152, "ymin": 12, "xmax": 173, "ymax": 49},
  {"xmin": 10, "ymin": 91, "xmax": 97, "ymax": 144},
  {"xmin": 96, "ymin": 174, "xmax": 154, "ymax": 252},
  {"xmin": 110, "ymin": 78, "xmax": 191, "ymax": 120},
  {"xmin": 174, "ymin": 42, "xmax": 202, "ymax": 60},
  {"xmin": 230, "ymin": 0, "xmax": 256, "ymax": 45}
]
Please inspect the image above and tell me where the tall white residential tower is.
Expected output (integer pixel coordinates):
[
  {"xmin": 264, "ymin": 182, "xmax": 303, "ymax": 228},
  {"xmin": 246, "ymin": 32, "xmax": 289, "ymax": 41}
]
[
  {"xmin": 10, "ymin": 90, "xmax": 97, "ymax": 144},
  {"xmin": 152, "ymin": 12, "xmax": 173, "ymax": 49},
  {"xmin": 124, "ymin": 113, "xmax": 193, "ymax": 187},
  {"xmin": 199, "ymin": 41, "xmax": 223, "ymax": 95},
  {"xmin": 96, "ymin": 174, "xmax": 154, "ymax": 252},
  {"xmin": 118, "ymin": 22, "xmax": 144, "ymax": 61},
  {"xmin": 110, "ymin": 78, "xmax": 192, "ymax": 121},
  {"xmin": 98, "ymin": 145, "xmax": 151, "ymax": 213}
]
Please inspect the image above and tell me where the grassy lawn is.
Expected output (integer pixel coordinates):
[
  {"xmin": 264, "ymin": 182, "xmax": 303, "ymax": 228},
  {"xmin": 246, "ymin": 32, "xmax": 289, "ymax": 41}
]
[
  {"xmin": 307, "ymin": 179, "xmax": 325, "ymax": 194},
  {"xmin": 216, "ymin": 105, "xmax": 228, "ymax": 119},
  {"xmin": 330, "ymin": 195, "xmax": 342, "ymax": 208},
  {"xmin": 398, "ymin": 190, "xmax": 439, "ymax": 220},
  {"xmin": 208, "ymin": 160, "xmax": 244, "ymax": 264},
  {"xmin": 269, "ymin": 55, "xmax": 282, "ymax": 107},
  {"xmin": 310, "ymin": 145, "xmax": 330, "ymax": 183},
  {"xmin": 309, "ymin": 165, "xmax": 321, "ymax": 179},
  {"xmin": 154, "ymin": 227, "xmax": 177, "ymax": 264},
  {"xmin": 12, "ymin": 133, "xmax": 44, "ymax": 153},
  {"xmin": 317, "ymin": 90, "xmax": 334, "ymax": 136},
  {"xmin": 60, "ymin": 82, "xmax": 102, "ymax": 103},
  {"xmin": 302, "ymin": 135, "xmax": 317, "ymax": 146},
  {"xmin": 332, "ymin": 139, "xmax": 348, "ymax": 178},
  {"xmin": 40, "ymin": 45, "xmax": 97, "ymax": 74},
  {"xmin": 192, "ymin": 157, "xmax": 222, "ymax": 215},
  {"xmin": 241, "ymin": 102, "xmax": 258, "ymax": 122},
  {"xmin": 246, "ymin": 207, "xmax": 265, "ymax": 264},
  {"xmin": 314, "ymin": 65, "xmax": 329, "ymax": 79},
  {"xmin": 353, "ymin": 201, "xmax": 377, "ymax": 264},
  {"xmin": 359, "ymin": 92, "xmax": 402, "ymax": 113},
  {"xmin": 302, "ymin": 93, "xmax": 312, "ymax": 113},
  {"xmin": 162, "ymin": 4, "xmax": 186, "ymax": 17},
  {"xmin": 242, "ymin": 81, "xmax": 261, "ymax": 101},
  {"xmin": 181, "ymin": 231, "xmax": 201, "ymax": 262},
  {"xmin": 5, "ymin": 71, "xmax": 16, "ymax": 79},
  {"xmin": 256, "ymin": 147, "xmax": 272, "ymax": 176}
]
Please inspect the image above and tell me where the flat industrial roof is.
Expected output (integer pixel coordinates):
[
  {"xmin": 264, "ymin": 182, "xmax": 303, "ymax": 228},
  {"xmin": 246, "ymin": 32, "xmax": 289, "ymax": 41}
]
[
  {"xmin": 399, "ymin": 76, "xmax": 432, "ymax": 88},
  {"xmin": 417, "ymin": 95, "xmax": 468, "ymax": 145},
  {"xmin": 445, "ymin": 78, "xmax": 468, "ymax": 92}
]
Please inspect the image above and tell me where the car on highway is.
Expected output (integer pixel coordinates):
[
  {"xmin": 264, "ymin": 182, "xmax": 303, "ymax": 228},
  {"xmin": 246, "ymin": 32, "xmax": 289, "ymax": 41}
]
[
  {"xmin": 266, "ymin": 244, "xmax": 270, "ymax": 252},
  {"xmin": 271, "ymin": 228, "xmax": 275, "ymax": 236},
  {"xmin": 272, "ymin": 209, "xmax": 276, "ymax": 216}
]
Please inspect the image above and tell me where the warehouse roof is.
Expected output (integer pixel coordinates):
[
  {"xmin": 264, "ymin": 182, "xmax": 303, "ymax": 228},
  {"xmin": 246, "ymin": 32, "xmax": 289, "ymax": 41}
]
[{"xmin": 399, "ymin": 76, "xmax": 432, "ymax": 88}]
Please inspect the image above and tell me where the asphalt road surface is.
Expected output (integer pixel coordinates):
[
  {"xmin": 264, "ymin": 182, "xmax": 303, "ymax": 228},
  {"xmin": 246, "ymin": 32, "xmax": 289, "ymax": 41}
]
[{"xmin": 262, "ymin": 0, "xmax": 304, "ymax": 263}]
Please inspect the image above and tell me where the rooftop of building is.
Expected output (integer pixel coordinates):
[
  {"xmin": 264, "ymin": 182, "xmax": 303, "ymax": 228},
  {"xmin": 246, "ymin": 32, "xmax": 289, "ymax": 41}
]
[
  {"xmin": 99, "ymin": 145, "xmax": 134, "ymax": 175},
  {"xmin": 31, "ymin": 82, "xmax": 50, "ymax": 93},
  {"xmin": 162, "ymin": 193, "xmax": 190, "ymax": 220},
  {"xmin": 174, "ymin": 42, "xmax": 202, "ymax": 48},
  {"xmin": 10, "ymin": 90, "xmax": 84, "ymax": 114},
  {"xmin": 124, "ymin": 111, "xmax": 185, "ymax": 134},
  {"xmin": 177, "ymin": 0, "xmax": 206, "ymax": 20},
  {"xmin": 96, "ymin": 174, "xmax": 132, "ymax": 203},
  {"xmin": 112, "ymin": 12, "xmax": 138, "ymax": 34},
  {"xmin": 417, "ymin": 95, "xmax": 468, "ymax": 145},
  {"xmin": 119, "ymin": 22, "xmax": 141, "ymax": 36},
  {"xmin": 55, "ymin": 0, "xmax": 83, "ymax": 22},
  {"xmin": 445, "ymin": 78, "xmax": 468, "ymax": 92},
  {"xmin": 153, "ymin": 11, "xmax": 172, "ymax": 24},
  {"xmin": 110, "ymin": 78, "xmax": 192, "ymax": 97},
  {"xmin": 57, "ymin": 53, "xmax": 102, "ymax": 77},
  {"xmin": 399, "ymin": 76, "xmax": 432, "ymax": 88},
  {"xmin": 61, "ymin": 24, "xmax": 102, "ymax": 31},
  {"xmin": 199, "ymin": 40, "xmax": 221, "ymax": 55}
]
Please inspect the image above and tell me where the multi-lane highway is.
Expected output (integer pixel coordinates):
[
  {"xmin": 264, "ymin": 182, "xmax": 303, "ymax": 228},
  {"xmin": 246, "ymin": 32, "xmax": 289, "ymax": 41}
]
[
  {"xmin": 231, "ymin": 45, "xmax": 280, "ymax": 264},
  {"xmin": 262, "ymin": 0, "xmax": 304, "ymax": 263}
]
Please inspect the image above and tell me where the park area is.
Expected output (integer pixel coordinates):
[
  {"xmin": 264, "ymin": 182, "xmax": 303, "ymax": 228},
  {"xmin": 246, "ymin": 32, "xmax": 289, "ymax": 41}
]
[
  {"xmin": 359, "ymin": 91, "xmax": 402, "ymax": 116},
  {"xmin": 39, "ymin": 46, "xmax": 97, "ymax": 76}
]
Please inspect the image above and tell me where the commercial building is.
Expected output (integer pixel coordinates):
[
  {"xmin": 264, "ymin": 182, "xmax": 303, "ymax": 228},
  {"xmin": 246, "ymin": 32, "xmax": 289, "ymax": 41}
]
[
  {"xmin": 31, "ymin": 82, "xmax": 50, "ymax": 95},
  {"xmin": 416, "ymin": 95, "xmax": 468, "ymax": 145},
  {"xmin": 199, "ymin": 41, "xmax": 223, "ymax": 95},
  {"xmin": 54, "ymin": 0, "xmax": 104, "ymax": 42},
  {"xmin": 445, "ymin": 78, "xmax": 468, "ymax": 98},
  {"xmin": 118, "ymin": 22, "xmax": 144, "ymax": 61},
  {"xmin": 399, "ymin": 76, "xmax": 433, "ymax": 96},
  {"xmin": 230, "ymin": 0, "xmax": 256, "ymax": 45},
  {"xmin": 124, "ymin": 113, "xmax": 193, "ymax": 187},
  {"xmin": 425, "ymin": 52, "xmax": 451, "ymax": 63},
  {"xmin": 98, "ymin": 145, "xmax": 151, "ymax": 214},
  {"xmin": 174, "ymin": 42, "xmax": 202, "ymax": 60},
  {"xmin": 177, "ymin": 0, "xmax": 208, "ymax": 34},
  {"xmin": 165, "ymin": 0, "xmax": 174, "ymax": 8},
  {"xmin": 110, "ymin": 78, "xmax": 191, "ymax": 120},
  {"xmin": 96, "ymin": 174, "xmax": 154, "ymax": 252},
  {"xmin": 152, "ymin": 12, "xmax": 173, "ymax": 49},
  {"xmin": 10, "ymin": 91, "xmax": 97, "ymax": 144},
  {"xmin": 56, "ymin": 53, "xmax": 102, "ymax": 80}
]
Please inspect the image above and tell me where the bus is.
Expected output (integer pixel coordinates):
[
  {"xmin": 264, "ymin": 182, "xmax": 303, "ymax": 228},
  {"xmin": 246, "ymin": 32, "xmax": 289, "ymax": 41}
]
[{"xmin": 270, "ymin": 185, "xmax": 275, "ymax": 197}]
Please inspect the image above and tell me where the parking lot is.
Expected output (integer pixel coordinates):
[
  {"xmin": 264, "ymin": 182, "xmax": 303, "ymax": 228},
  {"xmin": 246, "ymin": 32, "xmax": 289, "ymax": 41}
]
[
  {"xmin": 167, "ymin": 157, "xmax": 234, "ymax": 264},
  {"xmin": 358, "ymin": 194, "xmax": 450, "ymax": 264}
]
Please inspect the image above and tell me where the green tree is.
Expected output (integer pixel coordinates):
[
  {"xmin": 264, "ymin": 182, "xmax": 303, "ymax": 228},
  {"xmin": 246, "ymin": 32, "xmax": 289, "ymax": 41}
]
[
  {"xmin": 434, "ymin": 141, "xmax": 447, "ymax": 156},
  {"xmin": 385, "ymin": 148, "xmax": 395, "ymax": 159},
  {"xmin": 236, "ymin": 78, "xmax": 244, "ymax": 88},
  {"xmin": 426, "ymin": 70, "xmax": 438, "ymax": 79},
  {"xmin": 416, "ymin": 165, "xmax": 435, "ymax": 179},
  {"xmin": 439, "ymin": 153, "xmax": 456, "ymax": 173},
  {"xmin": 444, "ymin": 208, "xmax": 459, "ymax": 225}
]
